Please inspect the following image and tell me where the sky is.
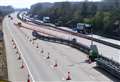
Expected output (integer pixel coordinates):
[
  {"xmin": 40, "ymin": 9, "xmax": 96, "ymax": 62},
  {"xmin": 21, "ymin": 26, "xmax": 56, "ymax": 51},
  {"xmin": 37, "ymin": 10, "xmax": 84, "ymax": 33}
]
[{"xmin": 0, "ymin": 0, "xmax": 101, "ymax": 8}]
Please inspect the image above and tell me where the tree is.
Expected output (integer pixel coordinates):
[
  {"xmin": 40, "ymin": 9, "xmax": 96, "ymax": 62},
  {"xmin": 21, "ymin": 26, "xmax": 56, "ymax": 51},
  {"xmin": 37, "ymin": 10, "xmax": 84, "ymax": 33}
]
[
  {"xmin": 49, "ymin": 2, "xmax": 72, "ymax": 26},
  {"xmin": 103, "ymin": 0, "xmax": 120, "ymax": 9},
  {"xmin": 81, "ymin": 2, "xmax": 89, "ymax": 18},
  {"xmin": 30, "ymin": 3, "xmax": 43, "ymax": 15},
  {"xmin": 93, "ymin": 12, "xmax": 104, "ymax": 33},
  {"xmin": 103, "ymin": 12, "xmax": 112, "ymax": 33},
  {"xmin": 90, "ymin": 4, "xmax": 98, "ymax": 17}
]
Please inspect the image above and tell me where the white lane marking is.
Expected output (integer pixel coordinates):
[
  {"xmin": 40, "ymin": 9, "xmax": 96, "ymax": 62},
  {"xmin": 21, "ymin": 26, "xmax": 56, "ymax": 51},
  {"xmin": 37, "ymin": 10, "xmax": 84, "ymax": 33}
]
[{"xmin": 7, "ymin": 19, "xmax": 35, "ymax": 82}]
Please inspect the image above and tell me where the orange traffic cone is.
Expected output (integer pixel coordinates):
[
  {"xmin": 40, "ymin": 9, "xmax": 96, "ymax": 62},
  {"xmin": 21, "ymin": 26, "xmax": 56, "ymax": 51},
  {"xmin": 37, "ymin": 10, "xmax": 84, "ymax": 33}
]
[
  {"xmin": 41, "ymin": 49, "xmax": 44, "ymax": 53},
  {"xmin": 20, "ymin": 61, "xmax": 24, "ymax": 69},
  {"xmin": 46, "ymin": 53, "xmax": 50, "ymax": 59},
  {"xmin": 27, "ymin": 36, "xmax": 29, "ymax": 39},
  {"xmin": 27, "ymin": 74, "xmax": 30, "ymax": 82},
  {"xmin": 12, "ymin": 39, "xmax": 14, "ymax": 42},
  {"xmin": 36, "ymin": 44, "xmax": 39, "ymax": 48},
  {"xmin": 32, "ymin": 41, "xmax": 34, "ymax": 44},
  {"xmin": 12, "ymin": 42, "xmax": 15, "ymax": 45},
  {"xmin": 16, "ymin": 51, "xmax": 19, "ymax": 54},
  {"xmin": 13, "ymin": 45, "xmax": 16, "ymax": 49},
  {"xmin": 66, "ymin": 72, "xmax": 71, "ymax": 80},
  {"xmin": 54, "ymin": 61, "xmax": 58, "ymax": 68},
  {"xmin": 29, "ymin": 39, "xmax": 32, "ymax": 42},
  {"xmin": 18, "ymin": 54, "xmax": 21, "ymax": 60}
]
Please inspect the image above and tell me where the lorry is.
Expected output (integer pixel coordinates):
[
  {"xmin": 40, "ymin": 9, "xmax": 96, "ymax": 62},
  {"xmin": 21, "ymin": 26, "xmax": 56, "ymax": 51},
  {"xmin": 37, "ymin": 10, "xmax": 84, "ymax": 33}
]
[{"xmin": 76, "ymin": 23, "xmax": 92, "ymax": 34}]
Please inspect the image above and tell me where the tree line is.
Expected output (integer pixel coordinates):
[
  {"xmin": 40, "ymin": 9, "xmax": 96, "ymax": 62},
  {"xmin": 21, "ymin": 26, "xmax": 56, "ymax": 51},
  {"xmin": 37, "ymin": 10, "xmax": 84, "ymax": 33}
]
[
  {"xmin": 0, "ymin": 6, "xmax": 14, "ymax": 16},
  {"xmin": 29, "ymin": 0, "xmax": 120, "ymax": 39},
  {"xmin": 0, "ymin": 6, "xmax": 14, "ymax": 22}
]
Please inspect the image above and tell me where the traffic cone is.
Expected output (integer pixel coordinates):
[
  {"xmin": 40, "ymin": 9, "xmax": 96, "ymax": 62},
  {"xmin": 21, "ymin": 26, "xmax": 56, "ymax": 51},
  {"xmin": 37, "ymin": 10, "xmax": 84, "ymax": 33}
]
[
  {"xmin": 46, "ymin": 53, "xmax": 50, "ymax": 59},
  {"xmin": 27, "ymin": 78, "xmax": 30, "ymax": 82},
  {"xmin": 12, "ymin": 42, "xmax": 15, "ymax": 45},
  {"xmin": 41, "ymin": 49, "xmax": 44, "ymax": 53},
  {"xmin": 32, "ymin": 41, "xmax": 34, "ymax": 44},
  {"xmin": 27, "ymin": 74, "xmax": 30, "ymax": 82},
  {"xmin": 18, "ymin": 54, "xmax": 21, "ymax": 60},
  {"xmin": 13, "ymin": 45, "xmax": 16, "ymax": 49},
  {"xmin": 27, "ymin": 36, "xmax": 29, "ymax": 39},
  {"xmin": 16, "ymin": 50, "xmax": 19, "ymax": 54},
  {"xmin": 66, "ymin": 72, "xmax": 71, "ymax": 80},
  {"xmin": 12, "ymin": 39, "xmax": 14, "ymax": 42},
  {"xmin": 36, "ymin": 44, "xmax": 39, "ymax": 48},
  {"xmin": 29, "ymin": 39, "xmax": 32, "ymax": 42},
  {"xmin": 20, "ymin": 61, "xmax": 24, "ymax": 69},
  {"xmin": 54, "ymin": 60, "xmax": 58, "ymax": 68}
]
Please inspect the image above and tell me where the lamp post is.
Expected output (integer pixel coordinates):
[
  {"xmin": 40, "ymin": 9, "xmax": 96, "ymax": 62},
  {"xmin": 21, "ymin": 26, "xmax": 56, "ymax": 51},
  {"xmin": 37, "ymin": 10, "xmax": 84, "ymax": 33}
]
[{"xmin": 91, "ymin": 26, "xmax": 93, "ymax": 46}]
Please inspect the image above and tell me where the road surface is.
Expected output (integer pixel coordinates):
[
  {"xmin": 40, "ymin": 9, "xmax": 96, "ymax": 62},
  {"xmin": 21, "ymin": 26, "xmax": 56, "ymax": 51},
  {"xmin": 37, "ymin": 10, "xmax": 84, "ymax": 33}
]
[
  {"xmin": 2, "ymin": 12, "xmax": 120, "ymax": 81},
  {"xmin": 18, "ymin": 13, "xmax": 120, "ymax": 64}
]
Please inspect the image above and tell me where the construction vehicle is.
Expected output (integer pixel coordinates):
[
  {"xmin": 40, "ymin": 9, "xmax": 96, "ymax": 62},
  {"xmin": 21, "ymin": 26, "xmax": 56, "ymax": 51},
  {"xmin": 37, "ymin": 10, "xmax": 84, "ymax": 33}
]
[
  {"xmin": 89, "ymin": 45, "xmax": 99, "ymax": 61},
  {"xmin": 76, "ymin": 23, "xmax": 92, "ymax": 34}
]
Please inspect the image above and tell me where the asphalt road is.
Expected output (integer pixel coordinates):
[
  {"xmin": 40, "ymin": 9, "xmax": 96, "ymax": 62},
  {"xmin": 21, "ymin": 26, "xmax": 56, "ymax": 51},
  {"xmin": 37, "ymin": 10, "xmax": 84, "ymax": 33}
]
[
  {"xmin": 18, "ymin": 15, "xmax": 120, "ymax": 64},
  {"xmin": 2, "ymin": 12, "xmax": 120, "ymax": 81}
]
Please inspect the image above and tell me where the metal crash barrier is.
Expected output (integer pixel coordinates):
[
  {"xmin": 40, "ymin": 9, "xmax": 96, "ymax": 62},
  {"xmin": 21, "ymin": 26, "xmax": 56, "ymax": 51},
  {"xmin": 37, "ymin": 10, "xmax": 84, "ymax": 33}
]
[
  {"xmin": 96, "ymin": 55, "xmax": 120, "ymax": 79},
  {"xmin": 32, "ymin": 31, "xmax": 91, "ymax": 54}
]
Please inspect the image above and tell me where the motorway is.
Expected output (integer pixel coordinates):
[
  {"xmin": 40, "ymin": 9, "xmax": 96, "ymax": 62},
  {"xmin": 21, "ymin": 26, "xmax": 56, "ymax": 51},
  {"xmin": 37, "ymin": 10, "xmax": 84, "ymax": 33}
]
[
  {"xmin": 19, "ymin": 14, "xmax": 120, "ymax": 63},
  {"xmin": 2, "ymin": 12, "xmax": 120, "ymax": 81}
]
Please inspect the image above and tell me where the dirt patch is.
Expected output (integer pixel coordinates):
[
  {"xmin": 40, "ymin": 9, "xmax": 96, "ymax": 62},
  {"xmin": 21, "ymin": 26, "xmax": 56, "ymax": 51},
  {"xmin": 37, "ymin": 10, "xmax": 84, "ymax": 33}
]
[{"xmin": 0, "ymin": 23, "xmax": 8, "ymax": 81}]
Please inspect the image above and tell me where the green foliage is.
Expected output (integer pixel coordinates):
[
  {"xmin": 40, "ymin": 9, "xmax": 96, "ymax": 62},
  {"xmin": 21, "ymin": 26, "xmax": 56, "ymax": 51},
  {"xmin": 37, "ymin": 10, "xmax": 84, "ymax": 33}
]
[
  {"xmin": 0, "ymin": 6, "xmax": 14, "ymax": 16},
  {"xmin": 30, "ymin": 1, "xmax": 120, "ymax": 37},
  {"xmin": 80, "ymin": 2, "xmax": 89, "ymax": 18},
  {"xmin": 94, "ymin": 12, "xmax": 104, "ymax": 32}
]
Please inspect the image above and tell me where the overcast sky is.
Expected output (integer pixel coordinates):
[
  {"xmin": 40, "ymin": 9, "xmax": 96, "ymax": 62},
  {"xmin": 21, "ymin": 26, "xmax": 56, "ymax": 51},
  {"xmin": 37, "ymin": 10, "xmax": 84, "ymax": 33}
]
[{"xmin": 0, "ymin": 0, "xmax": 101, "ymax": 8}]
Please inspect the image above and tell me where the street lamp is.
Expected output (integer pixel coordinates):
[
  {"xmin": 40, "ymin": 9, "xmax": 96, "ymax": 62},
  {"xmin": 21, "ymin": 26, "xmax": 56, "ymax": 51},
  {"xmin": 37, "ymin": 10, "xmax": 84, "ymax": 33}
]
[{"xmin": 90, "ymin": 26, "xmax": 93, "ymax": 46}]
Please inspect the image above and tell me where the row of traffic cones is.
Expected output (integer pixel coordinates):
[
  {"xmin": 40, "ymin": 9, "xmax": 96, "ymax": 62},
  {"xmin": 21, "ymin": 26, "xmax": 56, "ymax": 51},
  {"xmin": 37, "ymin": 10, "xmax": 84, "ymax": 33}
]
[
  {"xmin": 46, "ymin": 53, "xmax": 58, "ymax": 68},
  {"xmin": 21, "ymin": 61, "xmax": 24, "ymax": 69},
  {"xmin": 45, "ymin": 52, "xmax": 71, "ymax": 80},
  {"xmin": 26, "ymin": 36, "xmax": 72, "ymax": 81},
  {"xmin": 12, "ymin": 39, "xmax": 22, "ymax": 61},
  {"xmin": 12, "ymin": 39, "xmax": 25, "ymax": 69},
  {"xmin": 12, "ymin": 38, "xmax": 31, "ymax": 82},
  {"xmin": 25, "ymin": 36, "xmax": 32, "ymax": 82},
  {"xmin": 16, "ymin": 52, "xmax": 24, "ymax": 69},
  {"xmin": 12, "ymin": 39, "xmax": 17, "ymax": 49},
  {"xmin": 26, "ymin": 35, "xmax": 38, "ymax": 48},
  {"xmin": 25, "ymin": 34, "xmax": 39, "ymax": 49}
]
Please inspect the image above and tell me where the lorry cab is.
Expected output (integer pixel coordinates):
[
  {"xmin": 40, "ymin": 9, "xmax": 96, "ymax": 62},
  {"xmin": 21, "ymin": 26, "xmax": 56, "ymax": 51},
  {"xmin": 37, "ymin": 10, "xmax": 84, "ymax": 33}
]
[{"xmin": 76, "ymin": 23, "xmax": 92, "ymax": 34}]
